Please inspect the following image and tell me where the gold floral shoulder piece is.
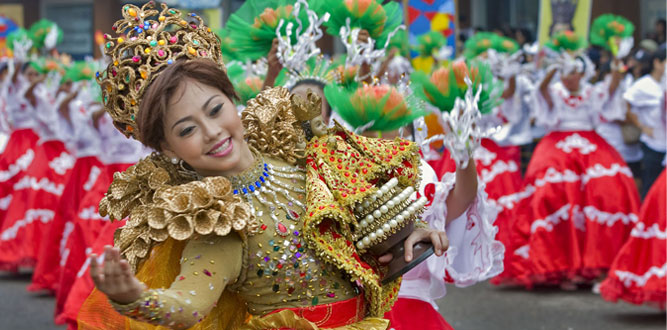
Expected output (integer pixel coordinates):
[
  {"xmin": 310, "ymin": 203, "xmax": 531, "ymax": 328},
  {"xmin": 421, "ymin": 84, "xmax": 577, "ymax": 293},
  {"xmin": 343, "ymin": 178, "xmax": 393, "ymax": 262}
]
[
  {"xmin": 242, "ymin": 87, "xmax": 307, "ymax": 164},
  {"xmin": 99, "ymin": 153, "xmax": 258, "ymax": 271}
]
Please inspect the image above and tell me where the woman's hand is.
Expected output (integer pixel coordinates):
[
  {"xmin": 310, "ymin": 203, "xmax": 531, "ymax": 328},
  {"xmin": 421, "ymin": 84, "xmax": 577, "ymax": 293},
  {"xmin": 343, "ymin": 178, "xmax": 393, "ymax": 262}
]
[
  {"xmin": 90, "ymin": 246, "xmax": 146, "ymax": 305},
  {"xmin": 378, "ymin": 227, "xmax": 449, "ymax": 263}
]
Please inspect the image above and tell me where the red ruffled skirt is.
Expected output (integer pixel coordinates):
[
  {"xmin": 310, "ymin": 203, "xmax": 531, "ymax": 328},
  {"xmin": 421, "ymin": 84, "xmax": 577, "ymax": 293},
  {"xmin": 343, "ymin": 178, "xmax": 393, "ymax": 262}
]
[
  {"xmin": 600, "ymin": 170, "xmax": 666, "ymax": 309},
  {"xmin": 0, "ymin": 128, "xmax": 39, "ymax": 227},
  {"xmin": 0, "ymin": 140, "xmax": 73, "ymax": 270},
  {"xmin": 28, "ymin": 156, "xmax": 105, "ymax": 293},
  {"xmin": 507, "ymin": 131, "xmax": 640, "ymax": 287},
  {"xmin": 384, "ymin": 298, "xmax": 454, "ymax": 330}
]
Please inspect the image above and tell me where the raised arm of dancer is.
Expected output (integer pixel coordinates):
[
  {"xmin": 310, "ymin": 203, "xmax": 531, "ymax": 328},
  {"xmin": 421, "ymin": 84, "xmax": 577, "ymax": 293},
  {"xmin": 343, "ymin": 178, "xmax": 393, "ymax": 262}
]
[
  {"xmin": 539, "ymin": 68, "xmax": 557, "ymax": 110},
  {"xmin": 444, "ymin": 161, "xmax": 478, "ymax": 223},
  {"xmin": 608, "ymin": 59, "xmax": 624, "ymax": 97},
  {"xmin": 501, "ymin": 76, "xmax": 517, "ymax": 100},
  {"xmin": 24, "ymin": 76, "xmax": 46, "ymax": 108},
  {"xmin": 263, "ymin": 39, "xmax": 283, "ymax": 90},
  {"xmin": 90, "ymin": 233, "xmax": 243, "ymax": 329},
  {"xmin": 58, "ymin": 91, "xmax": 78, "ymax": 124}
]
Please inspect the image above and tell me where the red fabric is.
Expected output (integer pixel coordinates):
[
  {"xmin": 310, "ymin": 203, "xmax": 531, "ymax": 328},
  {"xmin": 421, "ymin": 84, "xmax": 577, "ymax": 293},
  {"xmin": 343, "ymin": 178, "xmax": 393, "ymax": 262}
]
[
  {"xmin": 54, "ymin": 167, "xmax": 112, "ymax": 322},
  {"xmin": 0, "ymin": 140, "xmax": 73, "ymax": 270},
  {"xmin": 57, "ymin": 220, "xmax": 125, "ymax": 326},
  {"xmin": 0, "ymin": 129, "xmax": 39, "ymax": 230},
  {"xmin": 506, "ymin": 131, "xmax": 640, "ymax": 287},
  {"xmin": 384, "ymin": 298, "xmax": 454, "ymax": 330},
  {"xmin": 28, "ymin": 157, "xmax": 104, "ymax": 293},
  {"xmin": 267, "ymin": 294, "xmax": 366, "ymax": 328},
  {"xmin": 600, "ymin": 170, "xmax": 666, "ymax": 309}
]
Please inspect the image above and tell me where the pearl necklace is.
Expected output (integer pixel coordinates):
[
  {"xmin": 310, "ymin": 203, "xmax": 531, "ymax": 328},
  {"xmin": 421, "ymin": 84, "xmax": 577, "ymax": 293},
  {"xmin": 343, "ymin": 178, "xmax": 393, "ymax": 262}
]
[{"xmin": 230, "ymin": 152, "xmax": 306, "ymax": 236}]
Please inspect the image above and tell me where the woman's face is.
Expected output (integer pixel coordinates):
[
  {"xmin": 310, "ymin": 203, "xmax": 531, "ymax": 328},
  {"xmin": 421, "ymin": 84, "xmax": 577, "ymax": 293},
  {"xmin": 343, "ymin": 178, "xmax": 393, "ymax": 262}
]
[
  {"xmin": 653, "ymin": 58, "xmax": 665, "ymax": 78},
  {"xmin": 24, "ymin": 66, "xmax": 41, "ymax": 84},
  {"xmin": 291, "ymin": 83, "xmax": 330, "ymax": 124},
  {"xmin": 561, "ymin": 71, "xmax": 583, "ymax": 92},
  {"xmin": 161, "ymin": 78, "xmax": 253, "ymax": 177}
]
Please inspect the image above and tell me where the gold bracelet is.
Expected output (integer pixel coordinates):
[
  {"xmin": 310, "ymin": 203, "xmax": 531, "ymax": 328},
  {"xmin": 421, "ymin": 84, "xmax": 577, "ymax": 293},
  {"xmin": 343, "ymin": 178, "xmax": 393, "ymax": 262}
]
[{"xmin": 108, "ymin": 290, "xmax": 164, "ymax": 324}]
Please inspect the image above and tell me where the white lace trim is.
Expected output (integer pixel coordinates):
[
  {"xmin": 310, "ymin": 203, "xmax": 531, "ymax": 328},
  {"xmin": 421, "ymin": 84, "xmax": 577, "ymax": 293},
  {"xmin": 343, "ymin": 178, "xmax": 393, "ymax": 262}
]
[
  {"xmin": 13, "ymin": 176, "xmax": 65, "ymax": 196},
  {"xmin": 535, "ymin": 163, "xmax": 633, "ymax": 187},
  {"xmin": 490, "ymin": 185, "xmax": 536, "ymax": 212},
  {"xmin": 555, "ymin": 133, "xmax": 598, "ymax": 154},
  {"xmin": 615, "ymin": 263, "xmax": 667, "ymax": 288},
  {"xmin": 514, "ymin": 244, "xmax": 530, "ymax": 259},
  {"xmin": 531, "ymin": 204, "xmax": 637, "ymax": 234},
  {"xmin": 479, "ymin": 160, "xmax": 519, "ymax": 184},
  {"xmin": 473, "ymin": 145, "xmax": 497, "ymax": 166},
  {"xmin": 0, "ymin": 194, "xmax": 12, "ymax": 211},
  {"xmin": 0, "ymin": 149, "xmax": 34, "ymax": 182},
  {"xmin": 83, "ymin": 166, "xmax": 102, "ymax": 192},
  {"xmin": 0, "ymin": 209, "xmax": 55, "ymax": 241},
  {"xmin": 77, "ymin": 206, "xmax": 106, "ymax": 221},
  {"xmin": 583, "ymin": 206, "xmax": 638, "ymax": 227},
  {"xmin": 59, "ymin": 221, "xmax": 75, "ymax": 267},
  {"xmin": 48, "ymin": 152, "xmax": 75, "ymax": 175},
  {"xmin": 631, "ymin": 222, "xmax": 667, "ymax": 240}
]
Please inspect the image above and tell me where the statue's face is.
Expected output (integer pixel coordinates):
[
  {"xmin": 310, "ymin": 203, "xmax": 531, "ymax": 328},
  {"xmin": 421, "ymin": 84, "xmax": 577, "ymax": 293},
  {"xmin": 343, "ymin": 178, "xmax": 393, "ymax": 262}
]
[{"xmin": 310, "ymin": 116, "xmax": 328, "ymax": 137}]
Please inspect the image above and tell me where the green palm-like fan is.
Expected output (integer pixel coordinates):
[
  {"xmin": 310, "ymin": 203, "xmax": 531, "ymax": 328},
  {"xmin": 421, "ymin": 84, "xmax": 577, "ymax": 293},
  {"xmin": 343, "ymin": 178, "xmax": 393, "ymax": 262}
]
[
  {"xmin": 412, "ymin": 60, "xmax": 503, "ymax": 114},
  {"xmin": 227, "ymin": 0, "xmax": 309, "ymax": 61},
  {"xmin": 388, "ymin": 29, "xmax": 410, "ymax": 58},
  {"xmin": 546, "ymin": 30, "xmax": 587, "ymax": 53},
  {"xmin": 311, "ymin": 0, "xmax": 402, "ymax": 49},
  {"xmin": 228, "ymin": 62, "xmax": 288, "ymax": 105},
  {"xmin": 28, "ymin": 19, "xmax": 63, "ymax": 49},
  {"xmin": 214, "ymin": 27, "xmax": 239, "ymax": 62},
  {"xmin": 590, "ymin": 14, "xmax": 635, "ymax": 53},
  {"xmin": 493, "ymin": 36, "xmax": 519, "ymax": 54},
  {"xmin": 6, "ymin": 28, "xmax": 31, "ymax": 51},
  {"xmin": 324, "ymin": 83, "xmax": 427, "ymax": 132},
  {"xmin": 463, "ymin": 32, "xmax": 497, "ymax": 59},
  {"xmin": 416, "ymin": 31, "xmax": 447, "ymax": 57}
]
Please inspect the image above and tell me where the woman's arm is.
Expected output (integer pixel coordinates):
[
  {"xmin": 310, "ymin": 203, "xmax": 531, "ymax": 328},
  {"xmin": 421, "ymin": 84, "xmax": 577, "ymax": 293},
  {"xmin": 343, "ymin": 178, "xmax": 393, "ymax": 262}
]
[
  {"xmin": 263, "ymin": 39, "xmax": 283, "ymax": 90},
  {"xmin": 24, "ymin": 76, "xmax": 46, "ymax": 108},
  {"xmin": 91, "ymin": 234, "xmax": 243, "ymax": 329},
  {"xmin": 444, "ymin": 161, "xmax": 478, "ymax": 223},
  {"xmin": 608, "ymin": 59, "xmax": 623, "ymax": 97},
  {"xmin": 539, "ymin": 68, "xmax": 557, "ymax": 110},
  {"xmin": 501, "ymin": 76, "xmax": 516, "ymax": 100},
  {"xmin": 58, "ymin": 91, "xmax": 78, "ymax": 124}
]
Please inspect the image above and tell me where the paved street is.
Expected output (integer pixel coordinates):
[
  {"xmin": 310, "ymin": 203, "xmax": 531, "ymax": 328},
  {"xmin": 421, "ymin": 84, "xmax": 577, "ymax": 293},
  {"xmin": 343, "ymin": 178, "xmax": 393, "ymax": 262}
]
[{"xmin": 1, "ymin": 270, "xmax": 665, "ymax": 329}]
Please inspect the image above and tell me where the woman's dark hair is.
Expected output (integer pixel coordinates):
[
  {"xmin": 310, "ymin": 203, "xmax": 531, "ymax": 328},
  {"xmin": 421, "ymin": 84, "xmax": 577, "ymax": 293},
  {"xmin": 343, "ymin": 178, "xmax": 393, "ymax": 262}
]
[
  {"xmin": 137, "ymin": 59, "xmax": 239, "ymax": 151},
  {"xmin": 290, "ymin": 78, "xmax": 332, "ymax": 119},
  {"xmin": 637, "ymin": 45, "xmax": 666, "ymax": 77},
  {"xmin": 20, "ymin": 62, "xmax": 31, "ymax": 73}
]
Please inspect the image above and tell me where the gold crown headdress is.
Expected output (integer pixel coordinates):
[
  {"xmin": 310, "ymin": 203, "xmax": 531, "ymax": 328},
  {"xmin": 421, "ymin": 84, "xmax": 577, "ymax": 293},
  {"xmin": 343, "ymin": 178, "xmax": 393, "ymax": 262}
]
[{"xmin": 97, "ymin": 1, "xmax": 225, "ymax": 139}]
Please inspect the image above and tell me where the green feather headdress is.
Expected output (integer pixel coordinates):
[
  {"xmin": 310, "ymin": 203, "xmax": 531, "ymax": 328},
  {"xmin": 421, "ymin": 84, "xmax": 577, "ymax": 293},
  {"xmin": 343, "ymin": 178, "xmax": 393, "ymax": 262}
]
[
  {"xmin": 546, "ymin": 30, "xmax": 587, "ymax": 53},
  {"xmin": 325, "ymin": 82, "xmax": 427, "ymax": 132},
  {"xmin": 311, "ymin": 0, "xmax": 402, "ymax": 49},
  {"xmin": 590, "ymin": 14, "xmax": 635, "ymax": 53},
  {"xmin": 28, "ymin": 19, "xmax": 63, "ymax": 49},
  {"xmin": 416, "ymin": 31, "xmax": 447, "ymax": 57},
  {"xmin": 411, "ymin": 60, "xmax": 503, "ymax": 114},
  {"xmin": 7, "ymin": 28, "xmax": 31, "ymax": 51},
  {"xmin": 464, "ymin": 32, "xmax": 519, "ymax": 59}
]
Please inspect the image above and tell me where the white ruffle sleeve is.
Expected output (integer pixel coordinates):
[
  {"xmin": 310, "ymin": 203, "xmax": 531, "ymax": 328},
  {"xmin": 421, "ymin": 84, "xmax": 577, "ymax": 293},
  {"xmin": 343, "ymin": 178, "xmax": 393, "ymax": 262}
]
[{"xmin": 398, "ymin": 160, "xmax": 504, "ymax": 308}]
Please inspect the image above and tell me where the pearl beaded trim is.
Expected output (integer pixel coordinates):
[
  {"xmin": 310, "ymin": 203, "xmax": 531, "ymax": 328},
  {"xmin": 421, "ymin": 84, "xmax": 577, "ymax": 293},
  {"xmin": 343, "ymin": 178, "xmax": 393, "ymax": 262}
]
[{"xmin": 351, "ymin": 177, "xmax": 429, "ymax": 251}]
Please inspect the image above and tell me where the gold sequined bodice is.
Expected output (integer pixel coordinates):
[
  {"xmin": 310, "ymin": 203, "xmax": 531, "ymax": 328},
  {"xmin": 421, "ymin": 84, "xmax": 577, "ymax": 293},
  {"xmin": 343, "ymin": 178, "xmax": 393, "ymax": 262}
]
[{"xmin": 233, "ymin": 157, "xmax": 357, "ymax": 316}]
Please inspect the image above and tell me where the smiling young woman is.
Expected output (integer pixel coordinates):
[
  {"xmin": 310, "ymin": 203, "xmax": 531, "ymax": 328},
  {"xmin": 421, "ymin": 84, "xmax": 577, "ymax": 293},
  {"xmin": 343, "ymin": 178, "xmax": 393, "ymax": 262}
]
[{"xmin": 76, "ymin": 3, "xmax": 447, "ymax": 330}]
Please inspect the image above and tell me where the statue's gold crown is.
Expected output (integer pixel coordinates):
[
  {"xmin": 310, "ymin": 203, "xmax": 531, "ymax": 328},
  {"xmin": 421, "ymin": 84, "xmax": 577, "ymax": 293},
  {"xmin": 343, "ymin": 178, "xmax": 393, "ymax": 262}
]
[{"xmin": 97, "ymin": 1, "xmax": 225, "ymax": 139}]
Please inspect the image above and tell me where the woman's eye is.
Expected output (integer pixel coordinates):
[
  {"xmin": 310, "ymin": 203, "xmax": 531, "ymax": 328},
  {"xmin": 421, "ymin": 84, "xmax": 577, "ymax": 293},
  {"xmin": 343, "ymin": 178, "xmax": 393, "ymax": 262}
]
[
  {"xmin": 179, "ymin": 126, "xmax": 194, "ymax": 137},
  {"xmin": 210, "ymin": 104, "xmax": 223, "ymax": 116}
]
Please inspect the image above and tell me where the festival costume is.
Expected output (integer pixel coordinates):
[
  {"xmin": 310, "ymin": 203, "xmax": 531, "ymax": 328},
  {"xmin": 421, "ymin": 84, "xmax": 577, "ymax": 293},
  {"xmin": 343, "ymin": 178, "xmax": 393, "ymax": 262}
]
[
  {"xmin": 507, "ymin": 77, "xmax": 641, "ymax": 287},
  {"xmin": 29, "ymin": 92, "xmax": 105, "ymax": 293},
  {"xmin": 76, "ymin": 4, "xmax": 435, "ymax": 328},
  {"xmin": 0, "ymin": 74, "xmax": 76, "ymax": 270},
  {"xmin": 599, "ymin": 170, "xmax": 666, "ymax": 309}
]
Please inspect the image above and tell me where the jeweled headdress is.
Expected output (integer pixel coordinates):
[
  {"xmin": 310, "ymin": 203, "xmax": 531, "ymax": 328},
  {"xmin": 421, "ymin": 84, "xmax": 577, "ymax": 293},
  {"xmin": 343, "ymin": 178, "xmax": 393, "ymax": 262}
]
[{"xmin": 97, "ymin": 1, "xmax": 225, "ymax": 139}]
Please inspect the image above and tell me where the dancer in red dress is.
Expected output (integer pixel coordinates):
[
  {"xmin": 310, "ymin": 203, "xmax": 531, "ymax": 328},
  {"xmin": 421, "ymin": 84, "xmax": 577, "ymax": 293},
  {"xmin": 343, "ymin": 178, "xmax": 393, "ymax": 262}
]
[
  {"xmin": 600, "ymin": 170, "xmax": 666, "ymax": 309},
  {"xmin": 507, "ymin": 32, "xmax": 641, "ymax": 288}
]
